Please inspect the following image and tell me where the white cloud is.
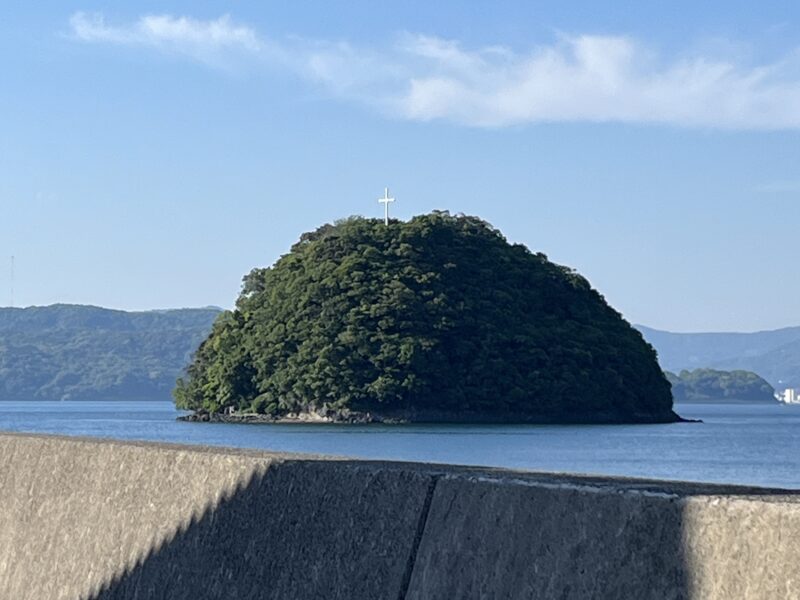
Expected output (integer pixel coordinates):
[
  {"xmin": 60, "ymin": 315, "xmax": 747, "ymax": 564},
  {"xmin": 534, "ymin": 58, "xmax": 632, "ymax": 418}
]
[
  {"xmin": 68, "ymin": 12, "xmax": 800, "ymax": 130},
  {"xmin": 386, "ymin": 34, "xmax": 800, "ymax": 129},
  {"xmin": 69, "ymin": 12, "xmax": 264, "ymax": 65}
]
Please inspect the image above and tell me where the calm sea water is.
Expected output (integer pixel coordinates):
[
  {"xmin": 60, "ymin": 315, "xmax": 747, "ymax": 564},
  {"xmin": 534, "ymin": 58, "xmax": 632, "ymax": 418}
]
[{"xmin": 0, "ymin": 401, "xmax": 798, "ymax": 489}]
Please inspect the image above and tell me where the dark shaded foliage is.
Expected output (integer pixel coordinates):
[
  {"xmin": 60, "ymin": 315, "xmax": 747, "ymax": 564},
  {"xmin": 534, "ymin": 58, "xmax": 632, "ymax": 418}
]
[
  {"xmin": 175, "ymin": 213, "xmax": 674, "ymax": 422},
  {"xmin": 666, "ymin": 368, "xmax": 776, "ymax": 402}
]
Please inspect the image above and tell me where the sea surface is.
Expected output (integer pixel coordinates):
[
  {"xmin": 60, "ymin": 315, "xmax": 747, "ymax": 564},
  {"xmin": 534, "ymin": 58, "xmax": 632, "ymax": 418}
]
[{"xmin": 0, "ymin": 401, "xmax": 798, "ymax": 489}]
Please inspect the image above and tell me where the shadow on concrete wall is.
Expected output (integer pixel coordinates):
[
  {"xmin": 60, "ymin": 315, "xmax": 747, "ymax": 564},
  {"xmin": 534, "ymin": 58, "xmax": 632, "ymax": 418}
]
[
  {"xmin": 404, "ymin": 476, "xmax": 798, "ymax": 600},
  {"xmin": 89, "ymin": 462, "xmax": 433, "ymax": 600},
  {"xmin": 401, "ymin": 476, "xmax": 695, "ymax": 600},
  {"xmin": 88, "ymin": 464, "xmax": 795, "ymax": 600}
]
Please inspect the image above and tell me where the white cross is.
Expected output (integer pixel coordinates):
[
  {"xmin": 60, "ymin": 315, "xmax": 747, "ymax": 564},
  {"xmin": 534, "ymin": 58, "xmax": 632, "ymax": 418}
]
[{"xmin": 378, "ymin": 187, "xmax": 395, "ymax": 226}]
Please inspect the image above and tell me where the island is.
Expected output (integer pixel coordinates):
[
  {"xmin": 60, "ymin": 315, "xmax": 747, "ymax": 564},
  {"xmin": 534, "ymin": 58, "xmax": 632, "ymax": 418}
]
[
  {"xmin": 175, "ymin": 212, "xmax": 682, "ymax": 424},
  {"xmin": 665, "ymin": 368, "xmax": 776, "ymax": 403}
]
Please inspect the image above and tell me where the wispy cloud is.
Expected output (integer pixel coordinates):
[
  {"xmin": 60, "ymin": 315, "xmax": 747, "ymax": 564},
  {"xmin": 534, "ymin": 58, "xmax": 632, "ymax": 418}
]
[
  {"xmin": 391, "ymin": 35, "xmax": 800, "ymax": 129},
  {"xmin": 69, "ymin": 12, "xmax": 266, "ymax": 66},
  {"xmin": 68, "ymin": 12, "xmax": 800, "ymax": 130}
]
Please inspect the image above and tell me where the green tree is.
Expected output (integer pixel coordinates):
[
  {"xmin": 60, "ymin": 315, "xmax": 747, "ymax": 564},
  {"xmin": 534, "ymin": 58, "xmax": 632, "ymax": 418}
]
[
  {"xmin": 175, "ymin": 212, "xmax": 676, "ymax": 423},
  {"xmin": 665, "ymin": 368, "xmax": 775, "ymax": 402}
]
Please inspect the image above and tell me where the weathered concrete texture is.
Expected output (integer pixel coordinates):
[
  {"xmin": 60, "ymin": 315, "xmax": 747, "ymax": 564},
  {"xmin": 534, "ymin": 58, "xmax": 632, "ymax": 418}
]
[
  {"xmin": 0, "ymin": 434, "xmax": 433, "ymax": 600},
  {"xmin": 406, "ymin": 476, "xmax": 800, "ymax": 600},
  {"xmin": 683, "ymin": 497, "xmax": 800, "ymax": 599},
  {"xmin": 95, "ymin": 461, "xmax": 434, "ymax": 600},
  {"xmin": 406, "ymin": 476, "xmax": 688, "ymax": 599},
  {"xmin": 0, "ymin": 433, "xmax": 799, "ymax": 600}
]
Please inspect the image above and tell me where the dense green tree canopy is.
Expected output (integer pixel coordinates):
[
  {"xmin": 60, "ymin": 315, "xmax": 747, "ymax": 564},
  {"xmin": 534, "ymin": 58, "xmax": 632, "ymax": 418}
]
[
  {"xmin": 665, "ymin": 368, "xmax": 776, "ymax": 403},
  {"xmin": 175, "ymin": 213, "xmax": 676, "ymax": 423}
]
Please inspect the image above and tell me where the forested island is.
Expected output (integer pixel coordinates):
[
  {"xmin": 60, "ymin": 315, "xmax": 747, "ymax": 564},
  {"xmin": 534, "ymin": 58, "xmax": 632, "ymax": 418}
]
[
  {"xmin": 638, "ymin": 325, "xmax": 800, "ymax": 388},
  {"xmin": 666, "ymin": 368, "xmax": 776, "ymax": 403},
  {"xmin": 175, "ymin": 212, "xmax": 680, "ymax": 424}
]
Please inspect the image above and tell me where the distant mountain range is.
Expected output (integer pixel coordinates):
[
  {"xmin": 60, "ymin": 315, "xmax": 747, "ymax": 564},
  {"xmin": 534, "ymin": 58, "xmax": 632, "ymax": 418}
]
[
  {"xmin": 637, "ymin": 325, "xmax": 800, "ymax": 388},
  {"xmin": 0, "ymin": 304, "xmax": 220, "ymax": 401},
  {"xmin": 0, "ymin": 304, "xmax": 797, "ymax": 401}
]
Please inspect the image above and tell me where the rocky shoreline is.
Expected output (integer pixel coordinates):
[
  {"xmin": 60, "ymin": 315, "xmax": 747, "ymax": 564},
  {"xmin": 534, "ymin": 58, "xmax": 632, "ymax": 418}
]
[
  {"xmin": 178, "ymin": 408, "xmax": 697, "ymax": 425},
  {"xmin": 178, "ymin": 408, "xmax": 390, "ymax": 425}
]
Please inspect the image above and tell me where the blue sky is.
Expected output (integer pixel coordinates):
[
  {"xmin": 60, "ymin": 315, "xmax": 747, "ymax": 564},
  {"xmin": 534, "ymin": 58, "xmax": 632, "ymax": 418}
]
[{"xmin": 1, "ymin": 1, "xmax": 798, "ymax": 332}]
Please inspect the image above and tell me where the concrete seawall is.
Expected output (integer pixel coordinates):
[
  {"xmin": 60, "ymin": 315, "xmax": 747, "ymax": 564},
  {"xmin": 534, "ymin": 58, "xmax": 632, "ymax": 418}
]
[{"xmin": 0, "ymin": 433, "xmax": 798, "ymax": 599}]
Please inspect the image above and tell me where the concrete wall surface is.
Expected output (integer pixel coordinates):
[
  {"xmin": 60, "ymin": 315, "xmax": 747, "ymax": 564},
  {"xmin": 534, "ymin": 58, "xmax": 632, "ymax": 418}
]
[{"xmin": 0, "ymin": 432, "xmax": 798, "ymax": 599}]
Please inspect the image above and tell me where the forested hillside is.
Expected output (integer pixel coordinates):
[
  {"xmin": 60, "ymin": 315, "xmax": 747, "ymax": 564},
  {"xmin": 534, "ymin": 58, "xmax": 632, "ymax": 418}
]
[
  {"xmin": 0, "ymin": 305, "xmax": 219, "ymax": 401},
  {"xmin": 176, "ymin": 212, "xmax": 677, "ymax": 423},
  {"xmin": 638, "ymin": 325, "xmax": 800, "ymax": 387},
  {"xmin": 666, "ymin": 369, "xmax": 776, "ymax": 403}
]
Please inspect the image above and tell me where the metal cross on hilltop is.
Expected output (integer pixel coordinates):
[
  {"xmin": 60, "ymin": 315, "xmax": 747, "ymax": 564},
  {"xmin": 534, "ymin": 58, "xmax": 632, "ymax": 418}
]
[{"xmin": 378, "ymin": 187, "xmax": 395, "ymax": 226}]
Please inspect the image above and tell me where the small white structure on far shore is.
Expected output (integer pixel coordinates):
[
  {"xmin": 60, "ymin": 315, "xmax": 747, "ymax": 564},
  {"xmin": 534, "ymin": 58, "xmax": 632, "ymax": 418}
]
[{"xmin": 779, "ymin": 388, "xmax": 799, "ymax": 404}]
